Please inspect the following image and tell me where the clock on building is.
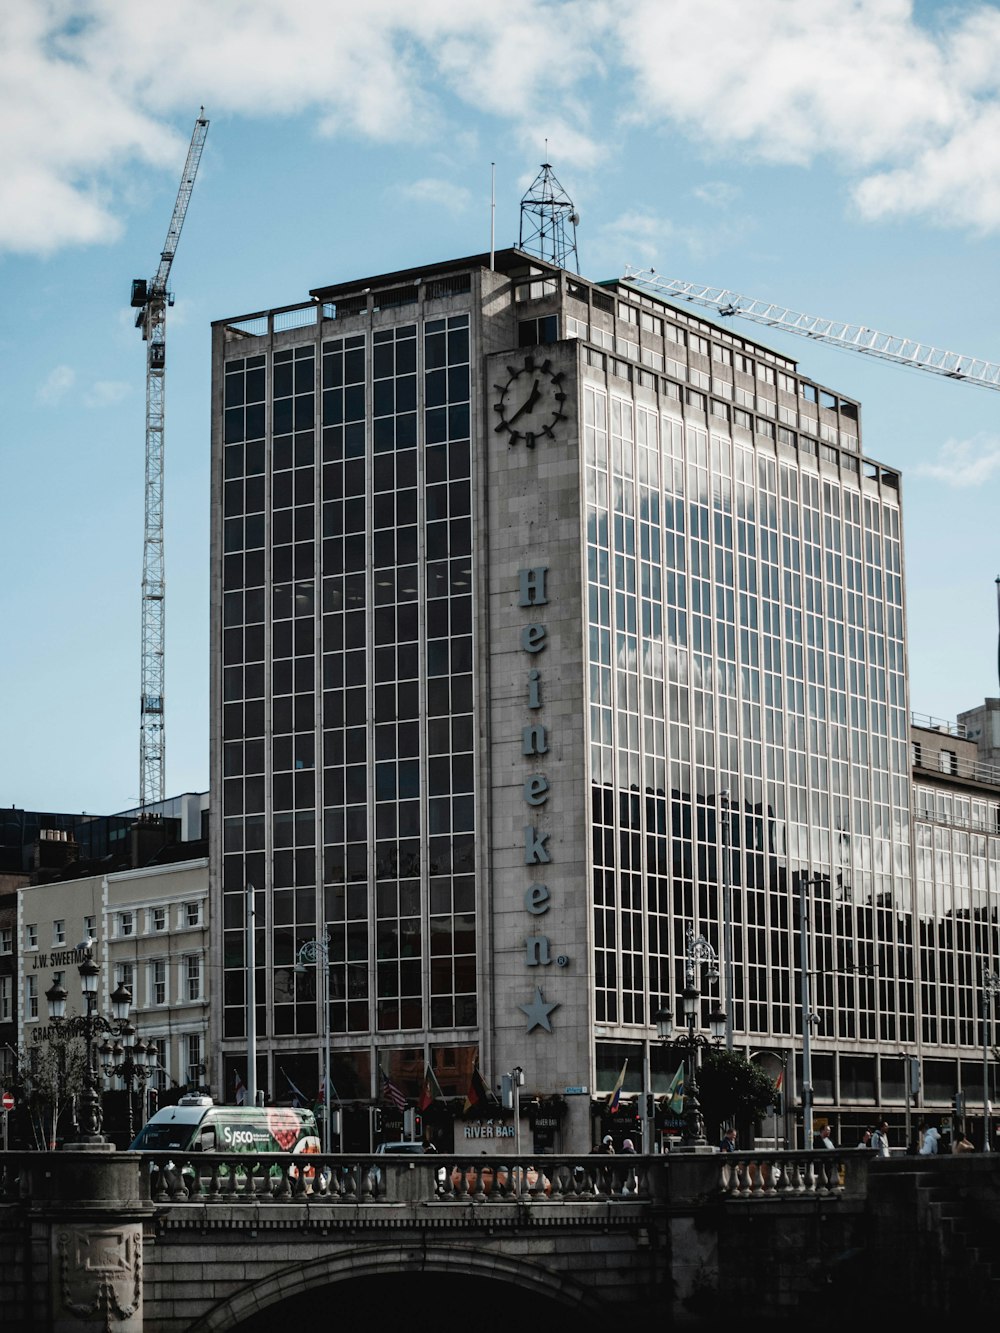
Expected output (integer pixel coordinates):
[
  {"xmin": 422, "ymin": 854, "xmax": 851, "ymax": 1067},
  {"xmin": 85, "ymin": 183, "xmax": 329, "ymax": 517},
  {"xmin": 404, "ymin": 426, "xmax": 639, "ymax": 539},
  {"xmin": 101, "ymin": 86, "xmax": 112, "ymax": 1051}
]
[{"xmin": 493, "ymin": 354, "xmax": 567, "ymax": 448}]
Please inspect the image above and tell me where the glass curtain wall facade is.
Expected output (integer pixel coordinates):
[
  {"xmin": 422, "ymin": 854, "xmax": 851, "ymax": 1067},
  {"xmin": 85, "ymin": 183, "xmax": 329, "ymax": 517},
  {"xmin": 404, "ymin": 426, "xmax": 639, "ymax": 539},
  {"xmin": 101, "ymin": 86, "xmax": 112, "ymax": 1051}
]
[
  {"xmin": 583, "ymin": 282, "xmax": 914, "ymax": 1129},
  {"xmin": 217, "ymin": 292, "xmax": 481, "ymax": 1122}
]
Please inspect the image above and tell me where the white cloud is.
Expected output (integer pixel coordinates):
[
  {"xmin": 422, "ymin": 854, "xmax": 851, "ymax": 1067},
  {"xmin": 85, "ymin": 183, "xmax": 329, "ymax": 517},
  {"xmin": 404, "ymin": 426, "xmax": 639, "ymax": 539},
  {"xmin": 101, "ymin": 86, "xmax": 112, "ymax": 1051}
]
[
  {"xmin": 10, "ymin": 0, "xmax": 1000, "ymax": 256},
  {"xmin": 916, "ymin": 434, "xmax": 1000, "ymax": 487},
  {"xmin": 613, "ymin": 0, "xmax": 1000, "ymax": 231},
  {"xmin": 0, "ymin": 0, "xmax": 611, "ymax": 257},
  {"xmin": 83, "ymin": 381, "xmax": 130, "ymax": 409},
  {"xmin": 399, "ymin": 178, "xmax": 473, "ymax": 211},
  {"xmin": 598, "ymin": 207, "xmax": 747, "ymax": 267},
  {"xmin": 693, "ymin": 182, "xmax": 739, "ymax": 209},
  {"xmin": 37, "ymin": 365, "xmax": 76, "ymax": 405}
]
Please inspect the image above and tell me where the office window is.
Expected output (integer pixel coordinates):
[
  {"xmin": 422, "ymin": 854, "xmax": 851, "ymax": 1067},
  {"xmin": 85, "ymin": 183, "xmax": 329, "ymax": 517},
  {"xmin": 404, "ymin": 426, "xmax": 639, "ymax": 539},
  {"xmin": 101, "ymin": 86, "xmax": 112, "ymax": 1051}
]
[
  {"xmin": 185, "ymin": 902, "xmax": 201, "ymax": 928},
  {"xmin": 53, "ymin": 920, "xmax": 65, "ymax": 946},
  {"xmin": 0, "ymin": 976, "xmax": 10, "ymax": 1022},
  {"xmin": 151, "ymin": 907, "xmax": 167, "ymax": 932},
  {"xmin": 83, "ymin": 915, "xmax": 96, "ymax": 941},
  {"xmin": 25, "ymin": 924, "xmax": 37, "ymax": 950},
  {"xmin": 118, "ymin": 911, "xmax": 134, "ymax": 938},
  {"xmin": 0, "ymin": 927, "xmax": 11, "ymax": 955},
  {"xmin": 152, "ymin": 960, "xmax": 166, "ymax": 1006},
  {"xmin": 26, "ymin": 975, "xmax": 38, "ymax": 1020},
  {"xmin": 186, "ymin": 955, "xmax": 202, "ymax": 1002}
]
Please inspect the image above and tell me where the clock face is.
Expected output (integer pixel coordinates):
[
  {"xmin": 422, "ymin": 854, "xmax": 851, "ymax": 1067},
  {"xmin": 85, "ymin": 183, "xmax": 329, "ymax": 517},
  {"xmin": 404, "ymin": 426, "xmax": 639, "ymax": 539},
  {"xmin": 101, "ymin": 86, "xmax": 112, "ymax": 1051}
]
[{"xmin": 493, "ymin": 354, "xmax": 567, "ymax": 448}]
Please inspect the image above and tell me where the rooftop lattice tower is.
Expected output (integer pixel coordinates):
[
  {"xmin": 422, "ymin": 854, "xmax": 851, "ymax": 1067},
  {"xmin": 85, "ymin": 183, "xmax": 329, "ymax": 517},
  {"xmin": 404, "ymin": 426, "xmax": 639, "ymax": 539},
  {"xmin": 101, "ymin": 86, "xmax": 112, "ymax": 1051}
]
[{"xmin": 519, "ymin": 163, "xmax": 580, "ymax": 273}]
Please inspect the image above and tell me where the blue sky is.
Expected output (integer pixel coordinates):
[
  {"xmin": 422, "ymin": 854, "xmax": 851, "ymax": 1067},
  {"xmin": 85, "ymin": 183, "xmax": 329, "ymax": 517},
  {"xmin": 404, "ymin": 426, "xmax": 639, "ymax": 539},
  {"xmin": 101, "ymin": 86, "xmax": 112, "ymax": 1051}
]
[{"xmin": 2, "ymin": 0, "xmax": 1000, "ymax": 813}]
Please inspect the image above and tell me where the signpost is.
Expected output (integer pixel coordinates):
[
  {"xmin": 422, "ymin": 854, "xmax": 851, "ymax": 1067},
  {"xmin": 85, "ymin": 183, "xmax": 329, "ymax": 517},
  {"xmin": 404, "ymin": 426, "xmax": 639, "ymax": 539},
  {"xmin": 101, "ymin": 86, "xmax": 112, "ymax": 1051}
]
[{"xmin": 1, "ymin": 1091, "xmax": 13, "ymax": 1152}]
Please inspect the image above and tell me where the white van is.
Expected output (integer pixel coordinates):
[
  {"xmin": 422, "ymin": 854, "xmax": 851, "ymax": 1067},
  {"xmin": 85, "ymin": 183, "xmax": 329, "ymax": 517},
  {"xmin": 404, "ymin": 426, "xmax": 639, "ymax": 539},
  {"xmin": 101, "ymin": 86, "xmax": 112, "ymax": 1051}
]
[{"xmin": 129, "ymin": 1093, "xmax": 320, "ymax": 1156}]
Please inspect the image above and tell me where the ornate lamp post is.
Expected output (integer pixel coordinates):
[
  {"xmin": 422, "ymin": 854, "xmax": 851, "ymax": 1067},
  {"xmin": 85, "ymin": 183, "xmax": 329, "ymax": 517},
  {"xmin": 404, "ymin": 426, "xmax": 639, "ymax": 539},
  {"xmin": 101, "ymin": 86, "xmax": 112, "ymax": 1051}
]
[
  {"xmin": 99, "ymin": 1030, "xmax": 159, "ymax": 1144},
  {"xmin": 655, "ymin": 927, "xmax": 726, "ymax": 1148},
  {"xmin": 294, "ymin": 935, "xmax": 333, "ymax": 1151},
  {"xmin": 42, "ymin": 945, "xmax": 135, "ymax": 1146}
]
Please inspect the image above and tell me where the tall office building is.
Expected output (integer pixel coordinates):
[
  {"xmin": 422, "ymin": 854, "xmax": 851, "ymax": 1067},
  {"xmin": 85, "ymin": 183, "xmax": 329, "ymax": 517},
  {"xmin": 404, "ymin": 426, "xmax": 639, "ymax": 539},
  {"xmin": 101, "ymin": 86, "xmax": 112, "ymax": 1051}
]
[{"xmin": 210, "ymin": 247, "xmax": 930, "ymax": 1152}]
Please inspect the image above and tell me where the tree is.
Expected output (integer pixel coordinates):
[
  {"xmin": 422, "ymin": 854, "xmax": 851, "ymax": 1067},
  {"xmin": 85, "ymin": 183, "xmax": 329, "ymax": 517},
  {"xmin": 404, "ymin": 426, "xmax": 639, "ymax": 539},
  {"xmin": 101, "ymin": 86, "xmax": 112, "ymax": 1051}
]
[
  {"xmin": 696, "ymin": 1048, "xmax": 779, "ymax": 1143},
  {"xmin": 23, "ymin": 1032, "xmax": 89, "ymax": 1149}
]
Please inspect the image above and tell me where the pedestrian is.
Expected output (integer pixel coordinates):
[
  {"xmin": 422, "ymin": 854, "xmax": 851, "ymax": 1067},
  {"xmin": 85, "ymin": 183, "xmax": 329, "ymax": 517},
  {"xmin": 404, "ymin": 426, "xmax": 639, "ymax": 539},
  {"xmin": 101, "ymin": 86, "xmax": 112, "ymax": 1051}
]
[
  {"xmin": 719, "ymin": 1127, "xmax": 738, "ymax": 1152},
  {"xmin": 856, "ymin": 1128, "xmax": 872, "ymax": 1149},
  {"xmin": 918, "ymin": 1122, "xmax": 940, "ymax": 1155},
  {"xmin": 953, "ymin": 1133, "xmax": 975, "ymax": 1154},
  {"xmin": 621, "ymin": 1137, "xmax": 637, "ymax": 1154},
  {"xmin": 597, "ymin": 1135, "xmax": 615, "ymax": 1155},
  {"xmin": 816, "ymin": 1124, "xmax": 836, "ymax": 1149},
  {"xmin": 870, "ymin": 1120, "xmax": 891, "ymax": 1158}
]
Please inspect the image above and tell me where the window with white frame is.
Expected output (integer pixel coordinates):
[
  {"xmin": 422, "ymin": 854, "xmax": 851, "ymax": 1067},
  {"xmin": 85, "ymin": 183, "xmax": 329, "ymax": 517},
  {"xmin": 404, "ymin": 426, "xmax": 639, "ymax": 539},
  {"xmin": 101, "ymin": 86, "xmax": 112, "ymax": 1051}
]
[
  {"xmin": 52, "ymin": 920, "xmax": 65, "ymax": 946},
  {"xmin": 25, "ymin": 924, "xmax": 37, "ymax": 950},
  {"xmin": 83, "ymin": 915, "xmax": 96, "ymax": 940},
  {"xmin": 0, "ymin": 976, "xmax": 11, "ymax": 1022},
  {"xmin": 151, "ymin": 906, "xmax": 167, "ymax": 933},
  {"xmin": 185, "ymin": 955, "xmax": 202, "ymax": 1002},
  {"xmin": 116, "ymin": 962, "xmax": 135, "ymax": 997},
  {"xmin": 0, "ymin": 927, "xmax": 11, "ymax": 955},
  {"xmin": 187, "ymin": 1033, "xmax": 203, "ymax": 1084},
  {"xmin": 26, "ymin": 975, "xmax": 38, "ymax": 1019},
  {"xmin": 151, "ymin": 960, "xmax": 166, "ymax": 1006},
  {"xmin": 118, "ymin": 911, "xmax": 134, "ymax": 937},
  {"xmin": 185, "ymin": 902, "xmax": 201, "ymax": 928}
]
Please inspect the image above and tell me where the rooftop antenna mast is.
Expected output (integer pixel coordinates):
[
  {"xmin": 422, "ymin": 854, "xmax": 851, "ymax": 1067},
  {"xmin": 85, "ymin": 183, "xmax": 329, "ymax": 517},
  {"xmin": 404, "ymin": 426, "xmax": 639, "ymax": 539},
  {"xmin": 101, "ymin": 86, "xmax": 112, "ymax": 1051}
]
[
  {"xmin": 130, "ymin": 109, "xmax": 209, "ymax": 809},
  {"xmin": 519, "ymin": 158, "xmax": 580, "ymax": 273}
]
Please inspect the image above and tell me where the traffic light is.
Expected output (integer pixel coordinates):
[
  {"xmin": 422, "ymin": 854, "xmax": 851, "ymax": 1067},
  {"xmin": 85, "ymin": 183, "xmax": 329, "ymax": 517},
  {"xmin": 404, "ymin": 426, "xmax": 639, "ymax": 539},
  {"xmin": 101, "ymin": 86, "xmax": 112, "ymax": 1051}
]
[
  {"xmin": 645, "ymin": 1093, "xmax": 655, "ymax": 1119},
  {"xmin": 403, "ymin": 1107, "xmax": 423, "ymax": 1140}
]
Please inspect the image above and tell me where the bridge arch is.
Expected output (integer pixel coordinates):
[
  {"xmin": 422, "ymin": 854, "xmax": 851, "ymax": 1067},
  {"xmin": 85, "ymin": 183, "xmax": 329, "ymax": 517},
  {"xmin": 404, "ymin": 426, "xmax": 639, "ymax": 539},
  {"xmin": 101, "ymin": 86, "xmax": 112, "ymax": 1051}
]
[{"xmin": 187, "ymin": 1239, "xmax": 607, "ymax": 1331}]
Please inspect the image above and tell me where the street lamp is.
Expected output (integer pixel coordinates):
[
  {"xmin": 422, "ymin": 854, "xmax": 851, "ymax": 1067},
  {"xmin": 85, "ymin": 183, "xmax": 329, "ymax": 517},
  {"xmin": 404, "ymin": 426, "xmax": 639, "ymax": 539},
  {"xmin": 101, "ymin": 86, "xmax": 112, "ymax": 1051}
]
[
  {"xmin": 655, "ymin": 927, "xmax": 726, "ymax": 1148},
  {"xmin": 294, "ymin": 935, "xmax": 333, "ymax": 1152},
  {"xmin": 99, "ymin": 1025, "xmax": 159, "ymax": 1144},
  {"xmin": 41, "ymin": 944, "xmax": 136, "ymax": 1145},
  {"xmin": 982, "ymin": 968, "xmax": 1000, "ymax": 1153},
  {"xmin": 797, "ymin": 877, "xmax": 826, "ymax": 1150},
  {"xmin": 720, "ymin": 789, "xmax": 735, "ymax": 1051}
]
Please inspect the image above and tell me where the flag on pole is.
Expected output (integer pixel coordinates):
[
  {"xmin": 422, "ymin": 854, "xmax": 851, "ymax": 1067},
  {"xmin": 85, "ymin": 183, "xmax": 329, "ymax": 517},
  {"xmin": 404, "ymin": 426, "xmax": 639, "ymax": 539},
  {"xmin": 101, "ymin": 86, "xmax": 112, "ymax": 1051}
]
[
  {"xmin": 418, "ymin": 1062, "xmax": 444, "ymax": 1112},
  {"xmin": 463, "ymin": 1062, "xmax": 491, "ymax": 1114},
  {"xmin": 234, "ymin": 1071, "xmax": 246, "ymax": 1107},
  {"xmin": 607, "ymin": 1060, "xmax": 628, "ymax": 1114},
  {"xmin": 281, "ymin": 1068, "xmax": 308, "ymax": 1108},
  {"xmin": 316, "ymin": 1075, "xmax": 340, "ymax": 1107},
  {"xmin": 380, "ymin": 1068, "xmax": 407, "ymax": 1112},
  {"xmin": 666, "ymin": 1062, "xmax": 685, "ymax": 1115}
]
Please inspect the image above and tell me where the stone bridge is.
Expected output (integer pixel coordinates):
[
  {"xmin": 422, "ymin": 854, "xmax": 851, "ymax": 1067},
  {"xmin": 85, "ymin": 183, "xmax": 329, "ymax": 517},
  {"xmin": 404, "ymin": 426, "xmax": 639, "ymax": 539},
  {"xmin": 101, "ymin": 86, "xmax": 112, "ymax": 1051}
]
[{"xmin": 1, "ymin": 1146, "xmax": 997, "ymax": 1331}]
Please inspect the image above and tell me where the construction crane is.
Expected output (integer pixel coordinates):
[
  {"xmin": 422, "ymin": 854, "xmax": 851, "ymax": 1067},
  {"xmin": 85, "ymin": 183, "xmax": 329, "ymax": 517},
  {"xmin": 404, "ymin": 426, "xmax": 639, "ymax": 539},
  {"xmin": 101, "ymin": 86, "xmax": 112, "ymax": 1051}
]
[
  {"xmin": 130, "ymin": 109, "xmax": 209, "ymax": 809},
  {"xmin": 620, "ymin": 267, "xmax": 1000, "ymax": 393}
]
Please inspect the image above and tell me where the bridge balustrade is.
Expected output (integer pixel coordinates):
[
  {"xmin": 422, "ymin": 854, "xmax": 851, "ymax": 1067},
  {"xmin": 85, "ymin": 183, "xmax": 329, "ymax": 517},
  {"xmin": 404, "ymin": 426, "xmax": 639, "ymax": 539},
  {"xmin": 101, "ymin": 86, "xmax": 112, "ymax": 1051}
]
[
  {"xmin": 136, "ymin": 1151, "xmax": 650, "ymax": 1204},
  {"xmin": 0, "ymin": 1146, "xmax": 869, "ymax": 1210}
]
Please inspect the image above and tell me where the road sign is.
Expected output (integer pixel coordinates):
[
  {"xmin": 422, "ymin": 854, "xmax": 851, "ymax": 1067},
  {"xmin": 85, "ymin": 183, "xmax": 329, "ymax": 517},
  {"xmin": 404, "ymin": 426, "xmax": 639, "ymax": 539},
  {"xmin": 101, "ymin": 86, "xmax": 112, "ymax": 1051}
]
[{"xmin": 1, "ymin": 1092, "xmax": 14, "ymax": 1112}]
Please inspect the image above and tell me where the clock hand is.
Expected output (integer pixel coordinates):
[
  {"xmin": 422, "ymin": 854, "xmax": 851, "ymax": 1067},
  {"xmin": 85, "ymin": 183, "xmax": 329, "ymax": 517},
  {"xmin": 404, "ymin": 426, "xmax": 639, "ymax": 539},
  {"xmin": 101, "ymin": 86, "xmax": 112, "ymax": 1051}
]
[{"xmin": 509, "ymin": 379, "xmax": 541, "ymax": 424}]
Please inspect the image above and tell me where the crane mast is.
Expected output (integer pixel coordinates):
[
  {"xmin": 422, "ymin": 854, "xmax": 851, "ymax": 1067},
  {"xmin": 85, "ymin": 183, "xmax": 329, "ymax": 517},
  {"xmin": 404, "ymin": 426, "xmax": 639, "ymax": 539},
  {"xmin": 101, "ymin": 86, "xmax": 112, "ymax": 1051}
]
[
  {"xmin": 621, "ymin": 267, "xmax": 1000, "ymax": 393},
  {"xmin": 131, "ymin": 110, "xmax": 209, "ymax": 809}
]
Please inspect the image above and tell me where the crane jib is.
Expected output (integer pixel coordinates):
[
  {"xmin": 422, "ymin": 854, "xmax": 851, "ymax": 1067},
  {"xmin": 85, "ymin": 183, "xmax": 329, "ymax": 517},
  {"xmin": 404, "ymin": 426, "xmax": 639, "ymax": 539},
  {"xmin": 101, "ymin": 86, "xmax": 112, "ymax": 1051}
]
[{"xmin": 620, "ymin": 267, "xmax": 1000, "ymax": 392}]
